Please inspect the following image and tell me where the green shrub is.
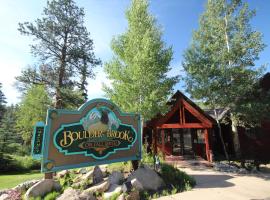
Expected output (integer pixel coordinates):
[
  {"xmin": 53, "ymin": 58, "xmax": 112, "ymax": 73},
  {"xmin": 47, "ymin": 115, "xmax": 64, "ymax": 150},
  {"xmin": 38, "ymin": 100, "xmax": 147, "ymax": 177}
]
[
  {"xmin": 44, "ymin": 191, "xmax": 60, "ymax": 200},
  {"xmin": 0, "ymin": 154, "xmax": 40, "ymax": 172},
  {"xmin": 11, "ymin": 155, "xmax": 40, "ymax": 170},
  {"xmin": 160, "ymin": 163, "xmax": 196, "ymax": 191}
]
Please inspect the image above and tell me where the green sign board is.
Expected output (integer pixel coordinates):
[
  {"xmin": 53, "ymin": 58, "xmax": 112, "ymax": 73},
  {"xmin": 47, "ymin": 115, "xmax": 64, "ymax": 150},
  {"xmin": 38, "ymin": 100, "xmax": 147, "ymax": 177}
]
[
  {"xmin": 32, "ymin": 99, "xmax": 142, "ymax": 173},
  {"xmin": 32, "ymin": 122, "xmax": 45, "ymax": 159}
]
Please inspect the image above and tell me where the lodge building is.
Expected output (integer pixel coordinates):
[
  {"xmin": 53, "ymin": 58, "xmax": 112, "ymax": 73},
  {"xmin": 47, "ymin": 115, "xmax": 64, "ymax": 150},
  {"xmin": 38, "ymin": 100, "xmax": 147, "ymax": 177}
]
[
  {"xmin": 144, "ymin": 91, "xmax": 215, "ymax": 162},
  {"xmin": 144, "ymin": 73, "xmax": 270, "ymax": 163}
]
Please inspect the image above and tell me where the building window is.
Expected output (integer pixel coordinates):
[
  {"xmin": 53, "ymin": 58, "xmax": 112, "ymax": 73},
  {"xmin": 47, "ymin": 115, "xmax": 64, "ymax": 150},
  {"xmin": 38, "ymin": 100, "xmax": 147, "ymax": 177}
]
[{"xmin": 195, "ymin": 129, "xmax": 205, "ymax": 144}]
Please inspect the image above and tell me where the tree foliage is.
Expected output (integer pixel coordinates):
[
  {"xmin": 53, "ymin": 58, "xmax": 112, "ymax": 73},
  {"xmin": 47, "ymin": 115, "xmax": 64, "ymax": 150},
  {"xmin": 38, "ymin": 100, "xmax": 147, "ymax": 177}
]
[
  {"xmin": 183, "ymin": 0, "xmax": 266, "ymax": 126},
  {"xmin": 0, "ymin": 105, "xmax": 20, "ymax": 154},
  {"xmin": 17, "ymin": 0, "xmax": 100, "ymax": 108},
  {"xmin": 103, "ymin": 0, "xmax": 178, "ymax": 120},
  {"xmin": 0, "ymin": 83, "xmax": 6, "ymax": 121},
  {"xmin": 16, "ymin": 85, "xmax": 52, "ymax": 145}
]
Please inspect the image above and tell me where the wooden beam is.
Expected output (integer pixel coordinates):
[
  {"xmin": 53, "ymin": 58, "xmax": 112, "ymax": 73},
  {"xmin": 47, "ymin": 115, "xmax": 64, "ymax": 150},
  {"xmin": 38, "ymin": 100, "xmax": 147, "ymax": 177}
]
[
  {"xmin": 182, "ymin": 99, "xmax": 212, "ymax": 126},
  {"xmin": 161, "ymin": 129, "xmax": 165, "ymax": 158},
  {"xmin": 158, "ymin": 123, "xmax": 212, "ymax": 129}
]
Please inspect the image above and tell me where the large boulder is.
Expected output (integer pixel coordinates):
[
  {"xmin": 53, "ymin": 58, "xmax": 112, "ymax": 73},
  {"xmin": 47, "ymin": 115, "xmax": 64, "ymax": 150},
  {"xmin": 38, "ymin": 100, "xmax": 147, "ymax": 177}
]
[
  {"xmin": 13, "ymin": 180, "xmax": 40, "ymax": 192},
  {"xmin": 85, "ymin": 180, "xmax": 110, "ymax": 194},
  {"xmin": 103, "ymin": 184, "xmax": 122, "ymax": 199},
  {"xmin": 93, "ymin": 166, "xmax": 104, "ymax": 184},
  {"xmin": 24, "ymin": 179, "xmax": 61, "ymax": 199},
  {"xmin": 127, "ymin": 165, "xmax": 165, "ymax": 191},
  {"xmin": 57, "ymin": 188, "xmax": 95, "ymax": 200},
  {"xmin": 108, "ymin": 171, "xmax": 124, "ymax": 185}
]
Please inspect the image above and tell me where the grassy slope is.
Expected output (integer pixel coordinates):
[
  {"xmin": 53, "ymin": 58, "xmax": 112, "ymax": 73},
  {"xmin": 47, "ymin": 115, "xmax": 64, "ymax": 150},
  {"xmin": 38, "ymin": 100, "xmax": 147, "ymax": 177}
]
[{"xmin": 0, "ymin": 171, "xmax": 43, "ymax": 189}]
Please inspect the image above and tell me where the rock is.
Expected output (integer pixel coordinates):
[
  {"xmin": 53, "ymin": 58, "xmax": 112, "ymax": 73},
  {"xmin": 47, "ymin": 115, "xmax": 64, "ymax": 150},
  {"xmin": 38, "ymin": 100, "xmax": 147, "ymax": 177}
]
[
  {"xmin": 53, "ymin": 181, "xmax": 62, "ymax": 192},
  {"xmin": 109, "ymin": 171, "xmax": 124, "ymax": 185},
  {"xmin": 13, "ymin": 180, "xmax": 39, "ymax": 192},
  {"xmin": 93, "ymin": 166, "xmax": 104, "ymax": 185},
  {"xmin": 85, "ymin": 180, "xmax": 110, "ymax": 194},
  {"xmin": 117, "ymin": 193, "xmax": 125, "ymax": 200},
  {"xmin": 126, "ymin": 190, "xmax": 140, "ymax": 200},
  {"xmin": 78, "ymin": 168, "xmax": 88, "ymax": 174},
  {"xmin": 127, "ymin": 165, "xmax": 165, "ymax": 191},
  {"xmin": 122, "ymin": 181, "xmax": 132, "ymax": 193},
  {"xmin": 57, "ymin": 188, "xmax": 95, "ymax": 200},
  {"xmin": 81, "ymin": 170, "xmax": 94, "ymax": 181},
  {"xmin": 130, "ymin": 178, "xmax": 143, "ymax": 191},
  {"xmin": 0, "ymin": 190, "xmax": 8, "ymax": 196},
  {"xmin": 0, "ymin": 193, "xmax": 9, "ymax": 200},
  {"xmin": 80, "ymin": 191, "xmax": 96, "ymax": 200},
  {"xmin": 103, "ymin": 184, "xmax": 122, "ymax": 199},
  {"xmin": 57, "ymin": 170, "xmax": 69, "ymax": 178},
  {"xmin": 25, "ymin": 179, "xmax": 61, "ymax": 199}
]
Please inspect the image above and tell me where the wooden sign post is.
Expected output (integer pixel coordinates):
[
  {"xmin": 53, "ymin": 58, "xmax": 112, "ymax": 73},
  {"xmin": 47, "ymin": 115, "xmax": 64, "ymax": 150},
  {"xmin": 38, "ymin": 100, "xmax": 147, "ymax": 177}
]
[{"xmin": 32, "ymin": 99, "xmax": 142, "ymax": 173}]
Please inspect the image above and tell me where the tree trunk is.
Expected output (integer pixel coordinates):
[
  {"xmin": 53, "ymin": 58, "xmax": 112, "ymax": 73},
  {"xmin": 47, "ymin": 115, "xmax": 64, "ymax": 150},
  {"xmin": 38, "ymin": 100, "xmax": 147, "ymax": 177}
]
[
  {"xmin": 213, "ymin": 109, "xmax": 229, "ymax": 161},
  {"xmin": 231, "ymin": 114, "xmax": 241, "ymax": 158},
  {"xmin": 217, "ymin": 120, "xmax": 230, "ymax": 161}
]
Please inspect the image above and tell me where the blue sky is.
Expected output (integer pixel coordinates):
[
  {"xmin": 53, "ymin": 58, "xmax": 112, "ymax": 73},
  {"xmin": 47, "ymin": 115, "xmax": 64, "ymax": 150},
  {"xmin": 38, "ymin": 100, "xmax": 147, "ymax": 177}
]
[{"xmin": 0, "ymin": 0, "xmax": 269, "ymax": 105}]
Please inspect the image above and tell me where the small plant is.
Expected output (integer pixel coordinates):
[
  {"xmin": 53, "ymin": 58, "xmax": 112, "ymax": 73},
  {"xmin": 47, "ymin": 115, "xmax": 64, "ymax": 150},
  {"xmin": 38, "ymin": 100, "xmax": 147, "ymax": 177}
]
[
  {"xmin": 108, "ymin": 192, "xmax": 121, "ymax": 200},
  {"xmin": 44, "ymin": 191, "xmax": 60, "ymax": 200},
  {"xmin": 160, "ymin": 163, "xmax": 196, "ymax": 192},
  {"xmin": 59, "ymin": 172, "xmax": 75, "ymax": 189}
]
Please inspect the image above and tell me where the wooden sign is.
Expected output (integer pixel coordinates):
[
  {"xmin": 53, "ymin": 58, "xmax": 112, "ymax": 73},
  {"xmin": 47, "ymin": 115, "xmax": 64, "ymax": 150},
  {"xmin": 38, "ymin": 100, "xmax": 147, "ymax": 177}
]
[
  {"xmin": 32, "ymin": 122, "xmax": 45, "ymax": 159},
  {"xmin": 32, "ymin": 99, "xmax": 142, "ymax": 173}
]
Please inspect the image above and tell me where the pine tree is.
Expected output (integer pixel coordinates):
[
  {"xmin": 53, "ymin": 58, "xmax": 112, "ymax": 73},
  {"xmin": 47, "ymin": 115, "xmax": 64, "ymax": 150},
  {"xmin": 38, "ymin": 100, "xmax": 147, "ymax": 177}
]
[
  {"xmin": 183, "ymin": 0, "xmax": 266, "ymax": 158},
  {"xmin": 0, "ymin": 105, "xmax": 20, "ymax": 154},
  {"xmin": 0, "ymin": 83, "xmax": 6, "ymax": 121},
  {"xmin": 103, "ymin": 0, "xmax": 178, "ymax": 120},
  {"xmin": 17, "ymin": 0, "xmax": 100, "ymax": 108}
]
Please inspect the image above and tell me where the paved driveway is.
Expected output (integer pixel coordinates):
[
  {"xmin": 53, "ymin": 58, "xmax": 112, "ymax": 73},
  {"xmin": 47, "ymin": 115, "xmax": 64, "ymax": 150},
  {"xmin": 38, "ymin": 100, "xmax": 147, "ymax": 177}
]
[{"xmin": 157, "ymin": 165, "xmax": 270, "ymax": 200}]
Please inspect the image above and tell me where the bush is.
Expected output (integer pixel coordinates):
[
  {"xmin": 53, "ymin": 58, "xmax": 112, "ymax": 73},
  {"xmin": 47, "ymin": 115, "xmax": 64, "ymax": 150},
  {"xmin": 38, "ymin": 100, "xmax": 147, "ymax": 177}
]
[
  {"xmin": 0, "ymin": 154, "xmax": 40, "ymax": 172},
  {"xmin": 160, "ymin": 163, "xmax": 196, "ymax": 191}
]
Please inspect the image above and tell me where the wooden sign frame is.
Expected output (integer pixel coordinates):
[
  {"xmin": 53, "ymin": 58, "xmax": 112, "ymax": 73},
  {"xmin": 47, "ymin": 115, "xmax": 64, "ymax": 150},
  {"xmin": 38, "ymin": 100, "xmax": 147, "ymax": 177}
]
[{"xmin": 31, "ymin": 99, "xmax": 142, "ymax": 173}]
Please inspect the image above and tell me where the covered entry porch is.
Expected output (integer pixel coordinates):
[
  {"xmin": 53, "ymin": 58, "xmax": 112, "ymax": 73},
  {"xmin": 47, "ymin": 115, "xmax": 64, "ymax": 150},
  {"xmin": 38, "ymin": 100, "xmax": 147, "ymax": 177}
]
[{"xmin": 146, "ymin": 91, "xmax": 215, "ymax": 162}]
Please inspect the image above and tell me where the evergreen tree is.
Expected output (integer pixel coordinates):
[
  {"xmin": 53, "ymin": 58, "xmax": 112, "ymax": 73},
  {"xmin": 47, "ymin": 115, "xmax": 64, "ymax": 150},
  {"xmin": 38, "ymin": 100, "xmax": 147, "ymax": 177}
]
[
  {"xmin": 16, "ymin": 85, "xmax": 52, "ymax": 146},
  {"xmin": 183, "ymin": 0, "xmax": 266, "ymax": 158},
  {"xmin": 103, "ymin": 0, "xmax": 178, "ymax": 120},
  {"xmin": 17, "ymin": 0, "xmax": 100, "ymax": 108},
  {"xmin": 0, "ymin": 105, "xmax": 20, "ymax": 154},
  {"xmin": 0, "ymin": 83, "xmax": 6, "ymax": 121}
]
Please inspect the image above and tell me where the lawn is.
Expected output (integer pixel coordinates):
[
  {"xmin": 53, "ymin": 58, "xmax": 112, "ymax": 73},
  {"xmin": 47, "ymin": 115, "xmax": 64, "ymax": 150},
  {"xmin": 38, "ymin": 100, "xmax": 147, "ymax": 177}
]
[{"xmin": 0, "ymin": 171, "xmax": 43, "ymax": 190}]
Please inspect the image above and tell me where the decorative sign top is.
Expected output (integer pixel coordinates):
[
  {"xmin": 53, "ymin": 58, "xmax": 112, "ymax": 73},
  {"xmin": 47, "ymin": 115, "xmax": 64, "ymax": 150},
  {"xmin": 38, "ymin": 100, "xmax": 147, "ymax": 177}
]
[{"xmin": 32, "ymin": 99, "xmax": 142, "ymax": 173}]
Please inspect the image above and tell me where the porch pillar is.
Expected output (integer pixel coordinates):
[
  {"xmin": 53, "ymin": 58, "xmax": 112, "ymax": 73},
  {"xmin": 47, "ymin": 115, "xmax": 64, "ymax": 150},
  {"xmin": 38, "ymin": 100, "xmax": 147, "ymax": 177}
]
[
  {"xmin": 204, "ymin": 129, "xmax": 212, "ymax": 162},
  {"xmin": 161, "ymin": 129, "xmax": 165, "ymax": 158},
  {"xmin": 153, "ymin": 128, "xmax": 157, "ymax": 154}
]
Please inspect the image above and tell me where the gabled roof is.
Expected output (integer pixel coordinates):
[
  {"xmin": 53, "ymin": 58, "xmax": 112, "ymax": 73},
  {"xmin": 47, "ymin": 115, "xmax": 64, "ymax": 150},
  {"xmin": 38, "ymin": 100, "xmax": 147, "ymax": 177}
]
[{"xmin": 147, "ymin": 90, "xmax": 216, "ymax": 128}]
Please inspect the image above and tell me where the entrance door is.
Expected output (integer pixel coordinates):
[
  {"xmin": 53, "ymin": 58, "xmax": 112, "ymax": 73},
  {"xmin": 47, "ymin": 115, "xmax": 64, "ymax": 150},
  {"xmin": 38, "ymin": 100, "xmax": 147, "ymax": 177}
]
[
  {"xmin": 183, "ymin": 129, "xmax": 193, "ymax": 155},
  {"xmin": 172, "ymin": 129, "xmax": 193, "ymax": 155}
]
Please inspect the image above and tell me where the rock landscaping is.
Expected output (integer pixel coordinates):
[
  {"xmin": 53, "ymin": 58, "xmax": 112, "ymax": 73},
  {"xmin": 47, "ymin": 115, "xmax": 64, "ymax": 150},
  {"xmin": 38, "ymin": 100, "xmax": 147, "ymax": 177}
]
[{"xmin": 0, "ymin": 162, "xmax": 196, "ymax": 200}]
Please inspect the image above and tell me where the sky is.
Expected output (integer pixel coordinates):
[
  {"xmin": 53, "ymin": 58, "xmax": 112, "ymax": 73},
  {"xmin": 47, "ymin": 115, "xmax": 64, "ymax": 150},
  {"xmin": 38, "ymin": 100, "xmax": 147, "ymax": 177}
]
[{"xmin": 0, "ymin": 0, "xmax": 269, "ymax": 105}]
